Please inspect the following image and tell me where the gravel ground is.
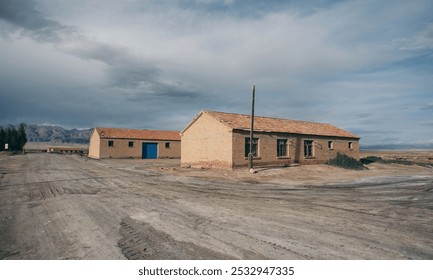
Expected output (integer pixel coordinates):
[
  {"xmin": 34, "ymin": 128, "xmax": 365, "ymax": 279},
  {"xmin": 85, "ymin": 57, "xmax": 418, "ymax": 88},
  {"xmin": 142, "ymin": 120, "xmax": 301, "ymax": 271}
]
[{"xmin": 0, "ymin": 153, "xmax": 432, "ymax": 260}]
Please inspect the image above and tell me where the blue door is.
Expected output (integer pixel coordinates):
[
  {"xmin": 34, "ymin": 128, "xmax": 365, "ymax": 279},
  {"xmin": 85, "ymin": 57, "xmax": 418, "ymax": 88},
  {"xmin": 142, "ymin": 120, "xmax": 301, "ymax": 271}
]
[{"xmin": 142, "ymin": 143, "xmax": 158, "ymax": 159}]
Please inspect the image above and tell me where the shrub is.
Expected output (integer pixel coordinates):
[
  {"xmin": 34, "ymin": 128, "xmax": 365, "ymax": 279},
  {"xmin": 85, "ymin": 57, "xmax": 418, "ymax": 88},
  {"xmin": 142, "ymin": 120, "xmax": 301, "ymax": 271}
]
[
  {"xmin": 360, "ymin": 156, "xmax": 382, "ymax": 165},
  {"xmin": 328, "ymin": 153, "xmax": 366, "ymax": 170}
]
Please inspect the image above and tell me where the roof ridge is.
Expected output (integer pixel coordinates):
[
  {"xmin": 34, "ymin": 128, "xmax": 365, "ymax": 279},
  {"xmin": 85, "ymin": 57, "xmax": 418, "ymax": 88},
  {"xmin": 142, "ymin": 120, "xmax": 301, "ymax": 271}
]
[
  {"xmin": 200, "ymin": 110, "xmax": 359, "ymax": 139},
  {"xmin": 204, "ymin": 110, "xmax": 332, "ymax": 126},
  {"xmin": 96, "ymin": 127, "xmax": 179, "ymax": 132},
  {"xmin": 95, "ymin": 127, "xmax": 181, "ymax": 141}
]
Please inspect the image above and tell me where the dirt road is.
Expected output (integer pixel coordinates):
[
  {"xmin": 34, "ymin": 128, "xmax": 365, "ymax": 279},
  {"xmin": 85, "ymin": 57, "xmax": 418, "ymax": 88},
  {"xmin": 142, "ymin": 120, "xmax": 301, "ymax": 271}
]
[{"xmin": 0, "ymin": 153, "xmax": 432, "ymax": 259}]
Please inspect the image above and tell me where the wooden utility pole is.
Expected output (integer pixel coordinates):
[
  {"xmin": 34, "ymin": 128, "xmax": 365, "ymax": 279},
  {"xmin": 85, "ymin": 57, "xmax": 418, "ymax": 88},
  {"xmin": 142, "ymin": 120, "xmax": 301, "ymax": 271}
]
[{"xmin": 248, "ymin": 84, "xmax": 255, "ymax": 170}]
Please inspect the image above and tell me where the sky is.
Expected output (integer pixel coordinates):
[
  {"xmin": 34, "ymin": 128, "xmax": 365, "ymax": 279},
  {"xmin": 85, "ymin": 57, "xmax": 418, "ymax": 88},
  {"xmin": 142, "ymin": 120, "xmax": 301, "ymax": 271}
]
[{"xmin": 0, "ymin": 0, "xmax": 432, "ymax": 147}]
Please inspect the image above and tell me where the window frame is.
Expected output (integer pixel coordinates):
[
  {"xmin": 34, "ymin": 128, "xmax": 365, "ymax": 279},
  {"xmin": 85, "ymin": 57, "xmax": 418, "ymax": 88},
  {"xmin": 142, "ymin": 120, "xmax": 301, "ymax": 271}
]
[
  {"xmin": 108, "ymin": 140, "xmax": 114, "ymax": 147},
  {"xmin": 128, "ymin": 141, "xmax": 134, "ymax": 148},
  {"xmin": 348, "ymin": 141, "xmax": 353, "ymax": 150},
  {"xmin": 328, "ymin": 140, "xmax": 334, "ymax": 150},
  {"xmin": 245, "ymin": 137, "xmax": 259, "ymax": 158},
  {"xmin": 165, "ymin": 142, "xmax": 171, "ymax": 149},
  {"xmin": 304, "ymin": 140, "xmax": 314, "ymax": 158},
  {"xmin": 277, "ymin": 139, "xmax": 289, "ymax": 158}
]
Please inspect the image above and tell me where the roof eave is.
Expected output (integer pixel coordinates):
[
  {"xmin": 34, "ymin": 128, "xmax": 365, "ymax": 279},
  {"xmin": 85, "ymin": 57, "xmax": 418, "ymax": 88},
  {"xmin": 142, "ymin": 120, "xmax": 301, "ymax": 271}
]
[
  {"xmin": 180, "ymin": 110, "xmax": 235, "ymax": 135},
  {"xmin": 233, "ymin": 128, "xmax": 360, "ymax": 139},
  {"xmin": 180, "ymin": 111, "xmax": 205, "ymax": 135}
]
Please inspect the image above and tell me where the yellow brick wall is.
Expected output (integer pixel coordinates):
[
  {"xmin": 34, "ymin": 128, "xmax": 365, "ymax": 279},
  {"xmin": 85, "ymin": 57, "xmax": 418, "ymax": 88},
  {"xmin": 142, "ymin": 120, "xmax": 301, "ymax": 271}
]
[
  {"xmin": 232, "ymin": 130, "xmax": 360, "ymax": 167},
  {"xmin": 88, "ymin": 129, "xmax": 100, "ymax": 159},
  {"xmin": 158, "ymin": 140, "xmax": 181, "ymax": 158},
  {"xmin": 181, "ymin": 113, "xmax": 360, "ymax": 169},
  {"xmin": 181, "ymin": 113, "xmax": 233, "ymax": 169},
  {"xmin": 292, "ymin": 135, "xmax": 360, "ymax": 165},
  {"xmin": 97, "ymin": 139, "xmax": 180, "ymax": 159}
]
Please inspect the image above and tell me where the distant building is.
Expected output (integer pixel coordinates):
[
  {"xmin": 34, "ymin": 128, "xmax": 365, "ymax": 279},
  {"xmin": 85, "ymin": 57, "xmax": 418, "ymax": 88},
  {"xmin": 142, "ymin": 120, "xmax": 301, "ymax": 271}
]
[
  {"xmin": 23, "ymin": 142, "xmax": 88, "ymax": 154},
  {"xmin": 88, "ymin": 127, "xmax": 181, "ymax": 159},
  {"xmin": 47, "ymin": 146, "xmax": 88, "ymax": 155},
  {"xmin": 22, "ymin": 143, "xmax": 48, "ymax": 153},
  {"xmin": 181, "ymin": 111, "xmax": 360, "ymax": 169}
]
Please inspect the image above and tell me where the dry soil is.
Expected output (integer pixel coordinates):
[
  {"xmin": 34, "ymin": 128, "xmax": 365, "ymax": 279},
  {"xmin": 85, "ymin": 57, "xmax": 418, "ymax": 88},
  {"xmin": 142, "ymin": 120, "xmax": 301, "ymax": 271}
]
[{"xmin": 0, "ymin": 152, "xmax": 432, "ymax": 259}]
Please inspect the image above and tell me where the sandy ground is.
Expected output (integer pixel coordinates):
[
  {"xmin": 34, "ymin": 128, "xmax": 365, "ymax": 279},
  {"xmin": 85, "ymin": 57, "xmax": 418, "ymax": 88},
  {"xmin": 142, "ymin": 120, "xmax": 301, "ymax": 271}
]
[
  {"xmin": 0, "ymin": 152, "xmax": 432, "ymax": 260},
  {"xmin": 149, "ymin": 150, "xmax": 433, "ymax": 186}
]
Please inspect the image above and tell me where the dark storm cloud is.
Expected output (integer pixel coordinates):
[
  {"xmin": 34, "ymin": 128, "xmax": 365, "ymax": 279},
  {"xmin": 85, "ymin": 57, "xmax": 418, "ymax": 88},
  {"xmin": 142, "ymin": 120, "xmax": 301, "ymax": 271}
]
[
  {"xmin": 69, "ymin": 41, "xmax": 205, "ymax": 101},
  {"xmin": 109, "ymin": 62, "xmax": 160, "ymax": 89},
  {"xmin": 63, "ymin": 40, "xmax": 161, "ymax": 89},
  {"xmin": 0, "ymin": 0, "xmax": 50, "ymax": 28},
  {"xmin": 0, "ymin": 0, "xmax": 159, "ymax": 91},
  {"xmin": 0, "ymin": 0, "xmax": 73, "ymax": 41},
  {"xmin": 128, "ymin": 84, "xmax": 209, "ymax": 103},
  {"xmin": 0, "ymin": 0, "xmax": 208, "ymax": 129},
  {"xmin": 0, "ymin": 0, "xmax": 209, "ymax": 112},
  {"xmin": 65, "ymin": 41, "xmax": 131, "ymax": 65},
  {"xmin": 56, "ymin": 34, "xmax": 210, "ymax": 105},
  {"xmin": 421, "ymin": 103, "xmax": 433, "ymax": 110}
]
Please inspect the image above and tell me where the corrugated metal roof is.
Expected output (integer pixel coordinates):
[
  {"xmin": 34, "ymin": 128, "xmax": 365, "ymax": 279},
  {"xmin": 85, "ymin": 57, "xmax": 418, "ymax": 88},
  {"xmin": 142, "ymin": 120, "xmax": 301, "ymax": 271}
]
[
  {"xmin": 95, "ymin": 127, "xmax": 180, "ymax": 141},
  {"xmin": 202, "ymin": 111, "xmax": 360, "ymax": 139}
]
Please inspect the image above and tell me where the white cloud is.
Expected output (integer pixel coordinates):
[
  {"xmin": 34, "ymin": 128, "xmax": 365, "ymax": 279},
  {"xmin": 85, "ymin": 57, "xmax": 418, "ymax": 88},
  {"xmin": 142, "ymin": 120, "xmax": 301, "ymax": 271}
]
[{"xmin": 396, "ymin": 23, "xmax": 433, "ymax": 51}]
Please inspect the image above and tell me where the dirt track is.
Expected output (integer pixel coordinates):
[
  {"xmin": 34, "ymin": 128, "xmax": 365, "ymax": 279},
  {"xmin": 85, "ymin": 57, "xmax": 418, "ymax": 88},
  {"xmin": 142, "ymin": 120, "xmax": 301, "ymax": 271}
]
[{"xmin": 0, "ymin": 153, "xmax": 432, "ymax": 259}]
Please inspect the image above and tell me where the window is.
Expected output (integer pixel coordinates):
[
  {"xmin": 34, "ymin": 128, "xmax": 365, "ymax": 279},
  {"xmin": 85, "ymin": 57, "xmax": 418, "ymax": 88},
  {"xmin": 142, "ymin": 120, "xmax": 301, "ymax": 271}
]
[
  {"xmin": 128, "ymin": 141, "xmax": 134, "ymax": 148},
  {"xmin": 348, "ymin": 142, "xmax": 353, "ymax": 149},
  {"xmin": 108, "ymin": 140, "xmax": 114, "ymax": 147},
  {"xmin": 277, "ymin": 139, "xmax": 288, "ymax": 157},
  {"xmin": 304, "ymin": 140, "xmax": 314, "ymax": 158},
  {"xmin": 165, "ymin": 142, "xmax": 171, "ymax": 148},
  {"xmin": 328, "ymin": 141, "xmax": 334, "ymax": 150},
  {"xmin": 245, "ymin": 138, "xmax": 259, "ymax": 157}
]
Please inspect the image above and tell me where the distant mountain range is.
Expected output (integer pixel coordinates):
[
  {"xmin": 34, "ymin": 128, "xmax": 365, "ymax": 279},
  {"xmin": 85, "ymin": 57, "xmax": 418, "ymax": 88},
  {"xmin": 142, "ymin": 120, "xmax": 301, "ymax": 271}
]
[
  {"xmin": 1, "ymin": 124, "xmax": 93, "ymax": 144},
  {"xmin": 361, "ymin": 143, "xmax": 433, "ymax": 151},
  {"xmin": 2, "ymin": 124, "xmax": 432, "ymax": 149}
]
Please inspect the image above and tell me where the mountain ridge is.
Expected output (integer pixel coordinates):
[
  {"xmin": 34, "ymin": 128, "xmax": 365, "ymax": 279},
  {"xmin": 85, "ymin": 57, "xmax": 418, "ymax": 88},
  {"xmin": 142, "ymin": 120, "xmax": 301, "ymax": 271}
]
[{"xmin": 1, "ymin": 124, "xmax": 92, "ymax": 144}]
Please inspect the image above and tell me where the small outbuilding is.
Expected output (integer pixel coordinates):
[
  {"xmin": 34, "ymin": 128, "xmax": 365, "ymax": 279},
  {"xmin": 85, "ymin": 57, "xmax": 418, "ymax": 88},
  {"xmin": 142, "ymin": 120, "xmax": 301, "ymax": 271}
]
[
  {"xmin": 88, "ymin": 127, "xmax": 180, "ymax": 159},
  {"xmin": 180, "ymin": 111, "xmax": 360, "ymax": 169}
]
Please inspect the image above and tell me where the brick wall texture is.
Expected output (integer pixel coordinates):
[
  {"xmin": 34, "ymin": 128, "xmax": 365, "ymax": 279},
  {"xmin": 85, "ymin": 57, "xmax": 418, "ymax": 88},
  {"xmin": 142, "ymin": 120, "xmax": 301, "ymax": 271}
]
[
  {"xmin": 181, "ymin": 111, "xmax": 360, "ymax": 169},
  {"xmin": 88, "ymin": 128, "xmax": 181, "ymax": 159}
]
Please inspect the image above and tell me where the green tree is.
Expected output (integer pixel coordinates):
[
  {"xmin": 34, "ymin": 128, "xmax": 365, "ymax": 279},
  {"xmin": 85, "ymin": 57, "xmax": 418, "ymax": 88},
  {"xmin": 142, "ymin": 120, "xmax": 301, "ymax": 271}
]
[
  {"xmin": 0, "ymin": 127, "xmax": 5, "ymax": 151},
  {"xmin": 0, "ymin": 124, "xmax": 27, "ymax": 152},
  {"xmin": 7, "ymin": 127, "xmax": 18, "ymax": 151},
  {"xmin": 17, "ymin": 123, "xmax": 27, "ymax": 150}
]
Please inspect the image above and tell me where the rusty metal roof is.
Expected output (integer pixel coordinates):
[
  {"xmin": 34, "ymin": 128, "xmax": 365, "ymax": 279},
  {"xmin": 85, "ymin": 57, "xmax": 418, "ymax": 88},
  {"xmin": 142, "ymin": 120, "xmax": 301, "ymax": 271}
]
[
  {"xmin": 199, "ymin": 111, "xmax": 360, "ymax": 139},
  {"xmin": 95, "ymin": 127, "xmax": 180, "ymax": 141}
]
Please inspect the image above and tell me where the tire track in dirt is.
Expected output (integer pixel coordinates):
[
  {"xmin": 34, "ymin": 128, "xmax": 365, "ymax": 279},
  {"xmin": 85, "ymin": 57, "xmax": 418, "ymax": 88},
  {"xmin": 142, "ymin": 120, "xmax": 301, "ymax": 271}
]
[
  {"xmin": 0, "ymin": 250, "xmax": 20, "ymax": 259},
  {"xmin": 2, "ymin": 154, "xmax": 433, "ymax": 259},
  {"xmin": 26, "ymin": 182, "xmax": 100, "ymax": 202},
  {"xmin": 0, "ymin": 174, "xmax": 142, "ymax": 188},
  {"xmin": 118, "ymin": 217, "xmax": 234, "ymax": 260}
]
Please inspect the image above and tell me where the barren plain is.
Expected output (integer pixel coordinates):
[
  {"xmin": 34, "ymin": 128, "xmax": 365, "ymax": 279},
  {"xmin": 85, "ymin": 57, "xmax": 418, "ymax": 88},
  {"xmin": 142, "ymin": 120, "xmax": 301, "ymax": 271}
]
[{"xmin": 0, "ymin": 152, "xmax": 432, "ymax": 259}]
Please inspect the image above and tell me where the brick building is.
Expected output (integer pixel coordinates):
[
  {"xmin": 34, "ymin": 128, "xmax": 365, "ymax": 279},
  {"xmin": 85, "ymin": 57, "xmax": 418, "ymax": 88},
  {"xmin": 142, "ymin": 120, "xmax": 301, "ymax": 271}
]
[
  {"xmin": 88, "ymin": 127, "xmax": 181, "ymax": 159},
  {"xmin": 181, "ymin": 111, "xmax": 360, "ymax": 169}
]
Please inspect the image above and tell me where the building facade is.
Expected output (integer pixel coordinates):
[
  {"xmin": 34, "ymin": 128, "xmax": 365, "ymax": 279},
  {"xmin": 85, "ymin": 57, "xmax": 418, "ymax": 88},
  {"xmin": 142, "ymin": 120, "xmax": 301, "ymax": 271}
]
[
  {"xmin": 88, "ymin": 127, "xmax": 181, "ymax": 159},
  {"xmin": 181, "ymin": 111, "xmax": 360, "ymax": 169}
]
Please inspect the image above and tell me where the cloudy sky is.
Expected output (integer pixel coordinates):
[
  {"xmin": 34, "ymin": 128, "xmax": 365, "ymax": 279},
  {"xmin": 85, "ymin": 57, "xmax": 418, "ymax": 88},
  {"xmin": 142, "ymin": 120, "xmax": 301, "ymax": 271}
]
[{"xmin": 0, "ymin": 0, "xmax": 432, "ymax": 147}]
